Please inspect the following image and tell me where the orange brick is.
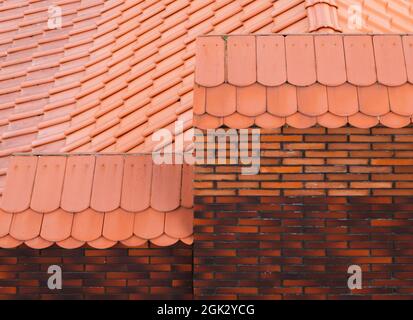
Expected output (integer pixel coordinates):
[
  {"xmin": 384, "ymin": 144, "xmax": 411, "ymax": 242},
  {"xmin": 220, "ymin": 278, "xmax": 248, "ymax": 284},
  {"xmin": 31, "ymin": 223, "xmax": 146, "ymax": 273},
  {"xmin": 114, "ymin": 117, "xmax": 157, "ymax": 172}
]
[
  {"xmin": 327, "ymin": 158, "xmax": 368, "ymax": 165},
  {"xmin": 350, "ymin": 135, "xmax": 392, "ymax": 142},
  {"xmin": 350, "ymin": 166, "xmax": 392, "ymax": 173},
  {"xmin": 394, "ymin": 135, "xmax": 413, "ymax": 142},
  {"xmin": 372, "ymin": 174, "xmax": 413, "ymax": 181},
  {"xmin": 284, "ymin": 143, "xmax": 325, "ymax": 150},
  {"xmin": 373, "ymin": 189, "xmax": 413, "ymax": 196},
  {"xmin": 305, "ymin": 135, "xmax": 347, "ymax": 142},
  {"xmin": 282, "ymin": 174, "xmax": 324, "ymax": 181},
  {"xmin": 329, "ymin": 250, "xmax": 370, "ymax": 256},
  {"xmin": 260, "ymin": 166, "xmax": 302, "ymax": 173},
  {"xmin": 283, "ymin": 158, "xmax": 324, "ymax": 165},
  {"xmin": 284, "ymin": 189, "xmax": 325, "ymax": 196},
  {"xmin": 261, "ymin": 151, "xmax": 302, "ymax": 157},
  {"xmin": 372, "ymin": 128, "xmax": 413, "ymax": 134},
  {"xmin": 239, "ymin": 189, "xmax": 280, "ymax": 196},
  {"xmin": 327, "ymin": 174, "xmax": 368, "ymax": 181},
  {"xmin": 260, "ymin": 143, "xmax": 281, "ymax": 149},
  {"xmin": 329, "ymin": 143, "xmax": 370, "ymax": 150},
  {"xmin": 238, "ymin": 174, "xmax": 280, "ymax": 181},
  {"xmin": 350, "ymin": 151, "xmax": 393, "ymax": 157},
  {"xmin": 305, "ymin": 166, "xmax": 346, "ymax": 173},
  {"xmin": 196, "ymin": 174, "xmax": 237, "ymax": 180},
  {"xmin": 195, "ymin": 189, "xmax": 236, "ymax": 196},
  {"xmin": 328, "ymin": 189, "xmax": 370, "ymax": 196},
  {"xmin": 217, "ymin": 182, "xmax": 259, "ymax": 188},
  {"xmin": 261, "ymin": 135, "xmax": 302, "ymax": 142},
  {"xmin": 306, "ymin": 151, "xmax": 347, "ymax": 157},
  {"xmin": 373, "ymin": 143, "xmax": 413, "ymax": 150},
  {"xmin": 262, "ymin": 182, "xmax": 303, "ymax": 188},
  {"xmin": 305, "ymin": 182, "xmax": 347, "ymax": 189},
  {"xmin": 328, "ymin": 128, "xmax": 369, "ymax": 135},
  {"xmin": 371, "ymin": 159, "xmax": 413, "ymax": 165},
  {"xmin": 371, "ymin": 220, "xmax": 409, "ymax": 227},
  {"xmin": 351, "ymin": 182, "xmax": 392, "ymax": 188}
]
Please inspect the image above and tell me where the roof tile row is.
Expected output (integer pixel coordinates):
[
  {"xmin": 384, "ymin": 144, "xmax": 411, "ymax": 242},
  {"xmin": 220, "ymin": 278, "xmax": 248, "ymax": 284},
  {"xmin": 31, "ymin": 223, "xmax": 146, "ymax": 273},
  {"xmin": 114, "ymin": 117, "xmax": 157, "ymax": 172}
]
[
  {"xmin": 194, "ymin": 34, "xmax": 413, "ymax": 129},
  {"xmin": 196, "ymin": 34, "xmax": 413, "ymax": 87},
  {"xmin": 0, "ymin": 154, "xmax": 193, "ymax": 249}
]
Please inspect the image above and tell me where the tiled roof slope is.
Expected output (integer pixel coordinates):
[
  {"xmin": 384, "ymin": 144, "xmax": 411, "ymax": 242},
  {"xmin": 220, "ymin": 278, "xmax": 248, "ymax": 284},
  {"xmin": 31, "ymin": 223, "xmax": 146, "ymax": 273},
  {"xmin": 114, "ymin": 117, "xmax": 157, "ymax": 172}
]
[
  {"xmin": 337, "ymin": 0, "xmax": 413, "ymax": 33},
  {"xmin": 0, "ymin": 154, "xmax": 193, "ymax": 249},
  {"xmin": 0, "ymin": 0, "xmax": 310, "ymax": 193},
  {"xmin": 194, "ymin": 34, "xmax": 413, "ymax": 129}
]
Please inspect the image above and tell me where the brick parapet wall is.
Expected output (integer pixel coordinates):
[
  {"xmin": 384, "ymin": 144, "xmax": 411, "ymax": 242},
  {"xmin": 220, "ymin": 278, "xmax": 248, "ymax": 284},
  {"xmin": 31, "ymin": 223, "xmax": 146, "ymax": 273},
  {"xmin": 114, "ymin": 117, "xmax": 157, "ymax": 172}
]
[
  {"xmin": 194, "ymin": 126, "xmax": 413, "ymax": 299},
  {"xmin": 195, "ymin": 126, "xmax": 413, "ymax": 197},
  {"xmin": 194, "ymin": 196, "xmax": 413, "ymax": 300},
  {"xmin": 0, "ymin": 243, "xmax": 193, "ymax": 300}
]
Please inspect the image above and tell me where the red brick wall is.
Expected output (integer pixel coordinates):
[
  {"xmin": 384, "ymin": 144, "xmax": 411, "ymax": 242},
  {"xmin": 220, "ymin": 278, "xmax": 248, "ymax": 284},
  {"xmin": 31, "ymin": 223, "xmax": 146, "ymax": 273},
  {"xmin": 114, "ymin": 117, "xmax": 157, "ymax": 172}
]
[
  {"xmin": 194, "ymin": 126, "xmax": 413, "ymax": 299},
  {"xmin": 0, "ymin": 243, "xmax": 192, "ymax": 300},
  {"xmin": 195, "ymin": 127, "xmax": 413, "ymax": 197}
]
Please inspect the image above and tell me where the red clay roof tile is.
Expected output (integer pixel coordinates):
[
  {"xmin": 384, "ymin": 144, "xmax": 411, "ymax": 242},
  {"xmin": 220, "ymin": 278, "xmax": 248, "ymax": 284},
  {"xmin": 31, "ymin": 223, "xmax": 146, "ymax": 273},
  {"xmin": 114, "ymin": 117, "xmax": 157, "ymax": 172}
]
[
  {"xmin": 194, "ymin": 34, "xmax": 413, "ymax": 129},
  {"xmin": 256, "ymin": 35, "xmax": 287, "ymax": 86},
  {"xmin": 150, "ymin": 163, "xmax": 182, "ymax": 212},
  {"xmin": 61, "ymin": 155, "xmax": 95, "ymax": 212},
  {"xmin": 195, "ymin": 36, "xmax": 225, "ymax": 87},
  {"xmin": 373, "ymin": 35, "xmax": 407, "ymax": 86},
  {"xmin": 358, "ymin": 84, "xmax": 390, "ymax": 116},
  {"xmin": 205, "ymin": 84, "xmax": 236, "ymax": 117},
  {"xmin": 121, "ymin": 155, "xmax": 152, "ymax": 212},
  {"xmin": 267, "ymin": 84, "xmax": 297, "ymax": 117},
  {"xmin": 327, "ymin": 84, "xmax": 358, "ymax": 116},
  {"xmin": 0, "ymin": 154, "xmax": 193, "ymax": 249},
  {"xmin": 403, "ymin": 36, "xmax": 413, "ymax": 83},
  {"xmin": 1, "ymin": 155, "xmax": 37, "ymax": 212},
  {"xmin": 297, "ymin": 83, "xmax": 328, "ymax": 116},
  {"xmin": 285, "ymin": 35, "xmax": 317, "ymax": 86},
  {"xmin": 227, "ymin": 35, "xmax": 257, "ymax": 86},
  {"xmin": 31, "ymin": 156, "xmax": 66, "ymax": 213},
  {"xmin": 388, "ymin": 84, "xmax": 413, "ymax": 117},
  {"xmin": 237, "ymin": 84, "xmax": 266, "ymax": 116},
  {"xmin": 223, "ymin": 112, "xmax": 255, "ymax": 129},
  {"xmin": 314, "ymin": 35, "xmax": 346, "ymax": 85},
  {"xmin": 90, "ymin": 155, "xmax": 124, "ymax": 212},
  {"xmin": 344, "ymin": 35, "xmax": 377, "ymax": 86}
]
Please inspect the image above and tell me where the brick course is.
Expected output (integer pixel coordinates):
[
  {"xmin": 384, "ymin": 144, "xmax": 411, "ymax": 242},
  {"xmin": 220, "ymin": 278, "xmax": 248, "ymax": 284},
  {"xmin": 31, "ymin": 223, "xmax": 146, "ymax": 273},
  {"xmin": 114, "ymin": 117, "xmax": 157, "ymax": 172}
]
[
  {"xmin": 0, "ymin": 243, "xmax": 192, "ymax": 300},
  {"xmin": 195, "ymin": 126, "xmax": 413, "ymax": 197},
  {"xmin": 194, "ymin": 126, "xmax": 413, "ymax": 299},
  {"xmin": 194, "ymin": 196, "xmax": 413, "ymax": 300}
]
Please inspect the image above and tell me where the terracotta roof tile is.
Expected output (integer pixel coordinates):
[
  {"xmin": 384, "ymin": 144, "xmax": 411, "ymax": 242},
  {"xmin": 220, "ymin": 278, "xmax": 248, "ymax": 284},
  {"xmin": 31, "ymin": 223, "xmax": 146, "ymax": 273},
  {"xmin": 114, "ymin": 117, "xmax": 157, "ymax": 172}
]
[
  {"xmin": 0, "ymin": 154, "xmax": 193, "ymax": 249},
  {"xmin": 194, "ymin": 34, "xmax": 413, "ymax": 129},
  {"xmin": 343, "ymin": 35, "xmax": 376, "ymax": 86},
  {"xmin": 285, "ymin": 35, "xmax": 317, "ymax": 86}
]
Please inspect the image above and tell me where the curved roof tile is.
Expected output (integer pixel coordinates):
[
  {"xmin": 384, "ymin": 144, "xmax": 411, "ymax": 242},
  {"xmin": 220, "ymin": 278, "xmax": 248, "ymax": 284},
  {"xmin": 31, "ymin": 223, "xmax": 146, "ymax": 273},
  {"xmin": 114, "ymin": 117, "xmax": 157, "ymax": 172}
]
[
  {"xmin": 0, "ymin": 154, "xmax": 193, "ymax": 249},
  {"xmin": 194, "ymin": 34, "xmax": 413, "ymax": 129}
]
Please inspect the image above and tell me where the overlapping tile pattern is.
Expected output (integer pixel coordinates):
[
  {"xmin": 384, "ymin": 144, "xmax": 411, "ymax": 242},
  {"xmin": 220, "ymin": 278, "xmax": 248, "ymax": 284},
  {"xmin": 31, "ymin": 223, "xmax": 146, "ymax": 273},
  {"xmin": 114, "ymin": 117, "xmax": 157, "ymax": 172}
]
[
  {"xmin": 194, "ymin": 34, "xmax": 413, "ymax": 129},
  {"xmin": 0, "ymin": 0, "xmax": 311, "ymax": 193},
  {"xmin": 0, "ymin": 154, "xmax": 193, "ymax": 249}
]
